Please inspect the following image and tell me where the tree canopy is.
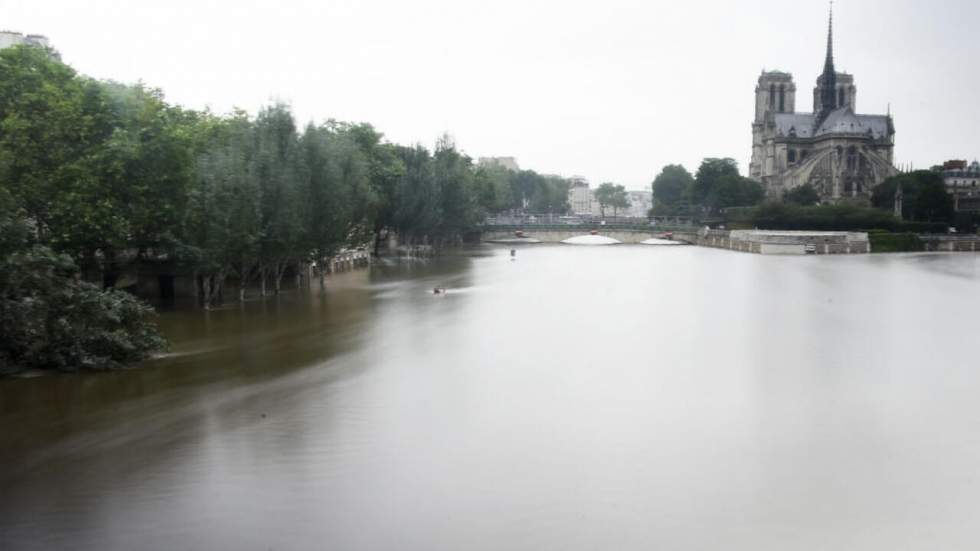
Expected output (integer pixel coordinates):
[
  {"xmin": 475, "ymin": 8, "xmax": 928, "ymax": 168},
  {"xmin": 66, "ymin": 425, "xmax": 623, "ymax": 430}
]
[
  {"xmin": 594, "ymin": 183, "xmax": 630, "ymax": 218},
  {"xmin": 0, "ymin": 44, "xmax": 585, "ymax": 372},
  {"xmin": 649, "ymin": 160, "xmax": 764, "ymax": 216},
  {"xmin": 784, "ymin": 184, "xmax": 821, "ymax": 206},
  {"xmin": 651, "ymin": 165, "xmax": 693, "ymax": 208},
  {"xmin": 692, "ymin": 158, "xmax": 766, "ymax": 213},
  {"xmin": 872, "ymin": 171, "xmax": 955, "ymax": 224}
]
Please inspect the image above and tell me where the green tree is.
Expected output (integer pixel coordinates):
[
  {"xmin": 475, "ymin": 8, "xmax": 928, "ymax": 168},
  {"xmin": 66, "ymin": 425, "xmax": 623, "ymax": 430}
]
[
  {"xmin": 595, "ymin": 183, "xmax": 629, "ymax": 218},
  {"xmin": 692, "ymin": 158, "xmax": 765, "ymax": 213},
  {"xmin": 433, "ymin": 134, "xmax": 477, "ymax": 243},
  {"xmin": 388, "ymin": 145, "xmax": 435, "ymax": 243},
  {"xmin": 183, "ymin": 112, "xmax": 262, "ymax": 307},
  {"xmin": 0, "ymin": 46, "xmax": 117, "ymax": 260},
  {"xmin": 509, "ymin": 170, "xmax": 542, "ymax": 211},
  {"xmin": 652, "ymin": 165, "xmax": 693, "ymax": 208},
  {"xmin": 0, "ymin": 205, "xmax": 165, "ymax": 374},
  {"xmin": 473, "ymin": 164, "xmax": 513, "ymax": 216},
  {"xmin": 252, "ymin": 103, "xmax": 303, "ymax": 295},
  {"xmin": 529, "ymin": 175, "xmax": 570, "ymax": 214},
  {"xmin": 95, "ymin": 82, "xmax": 197, "ymax": 286},
  {"xmin": 594, "ymin": 182, "xmax": 615, "ymax": 218},
  {"xmin": 783, "ymin": 184, "xmax": 821, "ymax": 206},
  {"xmin": 611, "ymin": 186, "xmax": 630, "ymax": 218},
  {"xmin": 872, "ymin": 171, "xmax": 955, "ymax": 223},
  {"xmin": 340, "ymin": 123, "xmax": 405, "ymax": 255},
  {"xmin": 297, "ymin": 123, "xmax": 365, "ymax": 288}
]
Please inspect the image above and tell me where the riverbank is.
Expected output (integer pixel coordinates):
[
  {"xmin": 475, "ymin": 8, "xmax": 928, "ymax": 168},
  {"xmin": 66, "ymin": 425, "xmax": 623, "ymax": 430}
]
[{"xmin": 673, "ymin": 229, "xmax": 980, "ymax": 255}]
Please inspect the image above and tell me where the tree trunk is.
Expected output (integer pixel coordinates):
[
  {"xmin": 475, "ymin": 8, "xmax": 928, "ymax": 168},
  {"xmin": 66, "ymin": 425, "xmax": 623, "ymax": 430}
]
[
  {"xmin": 202, "ymin": 272, "xmax": 225, "ymax": 310},
  {"xmin": 103, "ymin": 249, "xmax": 118, "ymax": 289},
  {"xmin": 202, "ymin": 276, "xmax": 212, "ymax": 311},
  {"xmin": 236, "ymin": 256, "xmax": 254, "ymax": 302},
  {"xmin": 259, "ymin": 265, "xmax": 267, "ymax": 297},
  {"xmin": 81, "ymin": 249, "xmax": 99, "ymax": 284},
  {"xmin": 274, "ymin": 263, "xmax": 286, "ymax": 294}
]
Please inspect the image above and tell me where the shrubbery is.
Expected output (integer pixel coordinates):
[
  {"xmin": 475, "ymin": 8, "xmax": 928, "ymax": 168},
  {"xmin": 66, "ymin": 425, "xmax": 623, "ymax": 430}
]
[
  {"xmin": 748, "ymin": 202, "xmax": 948, "ymax": 234},
  {"xmin": 0, "ymin": 211, "xmax": 165, "ymax": 375},
  {"xmin": 868, "ymin": 232, "xmax": 925, "ymax": 253}
]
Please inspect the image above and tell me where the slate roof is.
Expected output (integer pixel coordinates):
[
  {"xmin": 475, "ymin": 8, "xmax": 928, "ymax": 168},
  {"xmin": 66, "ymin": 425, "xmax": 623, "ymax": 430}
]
[
  {"xmin": 773, "ymin": 113, "xmax": 818, "ymax": 138},
  {"xmin": 773, "ymin": 107, "xmax": 892, "ymax": 140}
]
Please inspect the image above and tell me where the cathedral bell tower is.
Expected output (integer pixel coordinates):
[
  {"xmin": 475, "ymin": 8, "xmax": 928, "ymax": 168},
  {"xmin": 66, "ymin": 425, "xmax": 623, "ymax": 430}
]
[
  {"xmin": 755, "ymin": 72, "xmax": 796, "ymax": 123},
  {"xmin": 751, "ymin": 71, "xmax": 796, "ymax": 180}
]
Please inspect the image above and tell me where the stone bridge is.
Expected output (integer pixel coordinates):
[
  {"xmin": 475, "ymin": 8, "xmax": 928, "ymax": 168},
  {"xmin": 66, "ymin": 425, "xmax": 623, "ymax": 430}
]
[{"xmin": 481, "ymin": 225, "xmax": 688, "ymax": 244}]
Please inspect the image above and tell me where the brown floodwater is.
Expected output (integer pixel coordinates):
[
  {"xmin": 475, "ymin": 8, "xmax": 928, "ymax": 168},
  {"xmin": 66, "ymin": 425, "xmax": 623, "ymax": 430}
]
[{"xmin": 1, "ymin": 246, "xmax": 980, "ymax": 550}]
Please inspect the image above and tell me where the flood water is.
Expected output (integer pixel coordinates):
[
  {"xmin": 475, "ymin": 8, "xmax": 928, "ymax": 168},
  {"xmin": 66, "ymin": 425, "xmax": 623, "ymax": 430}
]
[{"xmin": 2, "ymin": 245, "xmax": 980, "ymax": 550}]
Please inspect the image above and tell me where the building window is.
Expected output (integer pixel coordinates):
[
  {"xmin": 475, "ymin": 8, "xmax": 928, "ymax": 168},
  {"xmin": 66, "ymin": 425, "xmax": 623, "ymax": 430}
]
[
  {"xmin": 838, "ymin": 88, "xmax": 845, "ymax": 107},
  {"xmin": 788, "ymin": 149, "xmax": 797, "ymax": 163},
  {"xmin": 779, "ymin": 85, "xmax": 785, "ymax": 113},
  {"xmin": 769, "ymin": 84, "xmax": 775, "ymax": 108}
]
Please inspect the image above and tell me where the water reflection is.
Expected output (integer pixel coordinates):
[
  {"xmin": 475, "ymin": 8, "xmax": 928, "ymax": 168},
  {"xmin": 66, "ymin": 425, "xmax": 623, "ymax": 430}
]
[{"xmin": 1, "ymin": 247, "xmax": 979, "ymax": 550}]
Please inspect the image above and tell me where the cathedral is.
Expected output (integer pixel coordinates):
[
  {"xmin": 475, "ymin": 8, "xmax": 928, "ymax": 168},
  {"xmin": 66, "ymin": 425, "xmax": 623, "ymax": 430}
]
[{"xmin": 749, "ymin": 10, "xmax": 897, "ymax": 202}]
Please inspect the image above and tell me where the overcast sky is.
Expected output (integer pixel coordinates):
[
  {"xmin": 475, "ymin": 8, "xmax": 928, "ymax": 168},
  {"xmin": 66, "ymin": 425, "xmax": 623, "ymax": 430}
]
[{"xmin": 4, "ymin": 0, "xmax": 979, "ymax": 189}]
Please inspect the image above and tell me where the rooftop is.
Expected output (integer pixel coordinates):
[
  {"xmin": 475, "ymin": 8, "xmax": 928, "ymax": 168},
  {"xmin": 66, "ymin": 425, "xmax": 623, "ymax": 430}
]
[{"xmin": 772, "ymin": 108, "xmax": 892, "ymax": 140}]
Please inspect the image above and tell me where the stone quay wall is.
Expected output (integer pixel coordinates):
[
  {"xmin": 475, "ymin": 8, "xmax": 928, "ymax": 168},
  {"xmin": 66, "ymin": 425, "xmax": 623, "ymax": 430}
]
[
  {"xmin": 919, "ymin": 236, "xmax": 980, "ymax": 252},
  {"xmin": 678, "ymin": 230, "xmax": 870, "ymax": 255}
]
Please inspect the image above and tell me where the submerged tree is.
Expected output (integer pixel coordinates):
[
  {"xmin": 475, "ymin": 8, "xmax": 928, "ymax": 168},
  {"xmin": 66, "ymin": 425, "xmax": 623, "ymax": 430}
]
[
  {"xmin": 1, "ymin": 44, "xmax": 585, "ymax": 370},
  {"xmin": 0, "ymin": 203, "xmax": 165, "ymax": 374}
]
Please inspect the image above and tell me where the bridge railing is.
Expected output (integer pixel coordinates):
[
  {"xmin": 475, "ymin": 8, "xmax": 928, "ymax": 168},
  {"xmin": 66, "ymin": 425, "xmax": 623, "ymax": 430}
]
[{"xmin": 482, "ymin": 214, "xmax": 695, "ymax": 231}]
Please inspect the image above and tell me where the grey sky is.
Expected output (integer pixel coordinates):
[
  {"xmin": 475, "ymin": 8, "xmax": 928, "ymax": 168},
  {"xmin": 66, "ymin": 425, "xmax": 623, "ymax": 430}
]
[{"xmin": 4, "ymin": 0, "xmax": 979, "ymax": 189}]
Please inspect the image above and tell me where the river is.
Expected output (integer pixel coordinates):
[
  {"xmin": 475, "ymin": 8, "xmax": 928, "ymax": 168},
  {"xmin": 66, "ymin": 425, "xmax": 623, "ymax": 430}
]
[{"xmin": 2, "ymin": 245, "xmax": 979, "ymax": 550}]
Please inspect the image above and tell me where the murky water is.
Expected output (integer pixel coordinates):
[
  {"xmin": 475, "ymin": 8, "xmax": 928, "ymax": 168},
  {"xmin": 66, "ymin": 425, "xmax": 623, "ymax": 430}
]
[{"xmin": 2, "ymin": 246, "xmax": 980, "ymax": 550}]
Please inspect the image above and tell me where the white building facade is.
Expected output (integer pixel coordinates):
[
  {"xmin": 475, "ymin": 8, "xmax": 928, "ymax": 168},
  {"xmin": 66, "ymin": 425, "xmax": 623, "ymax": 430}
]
[
  {"xmin": 940, "ymin": 160, "xmax": 980, "ymax": 213},
  {"xmin": 568, "ymin": 176, "xmax": 592, "ymax": 215},
  {"xmin": 0, "ymin": 31, "xmax": 58, "ymax": 58}
]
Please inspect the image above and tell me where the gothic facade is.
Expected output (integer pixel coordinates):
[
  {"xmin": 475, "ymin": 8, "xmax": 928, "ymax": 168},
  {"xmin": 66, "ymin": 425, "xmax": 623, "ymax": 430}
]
[{"xmin": 749, "ymin": 12, "xmax": 896, "ymax": 202}]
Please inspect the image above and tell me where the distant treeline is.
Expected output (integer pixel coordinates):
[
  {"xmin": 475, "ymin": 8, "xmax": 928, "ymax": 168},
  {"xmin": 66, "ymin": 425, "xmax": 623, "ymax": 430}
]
[{"xmin": 650, "ymin": 159, "xmax": 972, "ymax": 232}]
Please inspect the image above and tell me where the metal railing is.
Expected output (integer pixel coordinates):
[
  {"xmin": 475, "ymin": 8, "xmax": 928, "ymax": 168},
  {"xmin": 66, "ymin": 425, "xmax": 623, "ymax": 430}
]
[{"xmin": 482, "ymin": 214, "xmax": 695, "ymax": 230}]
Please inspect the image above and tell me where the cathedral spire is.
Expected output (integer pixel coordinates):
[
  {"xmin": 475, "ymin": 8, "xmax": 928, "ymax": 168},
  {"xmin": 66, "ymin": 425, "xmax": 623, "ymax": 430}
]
[
  {"xmin": 824, "ymin": 2, "xmax": 835, "ymax": 75},
  {"xmin": 817, "ymin": 2, "xmax": 838, "ymax": 125}
]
